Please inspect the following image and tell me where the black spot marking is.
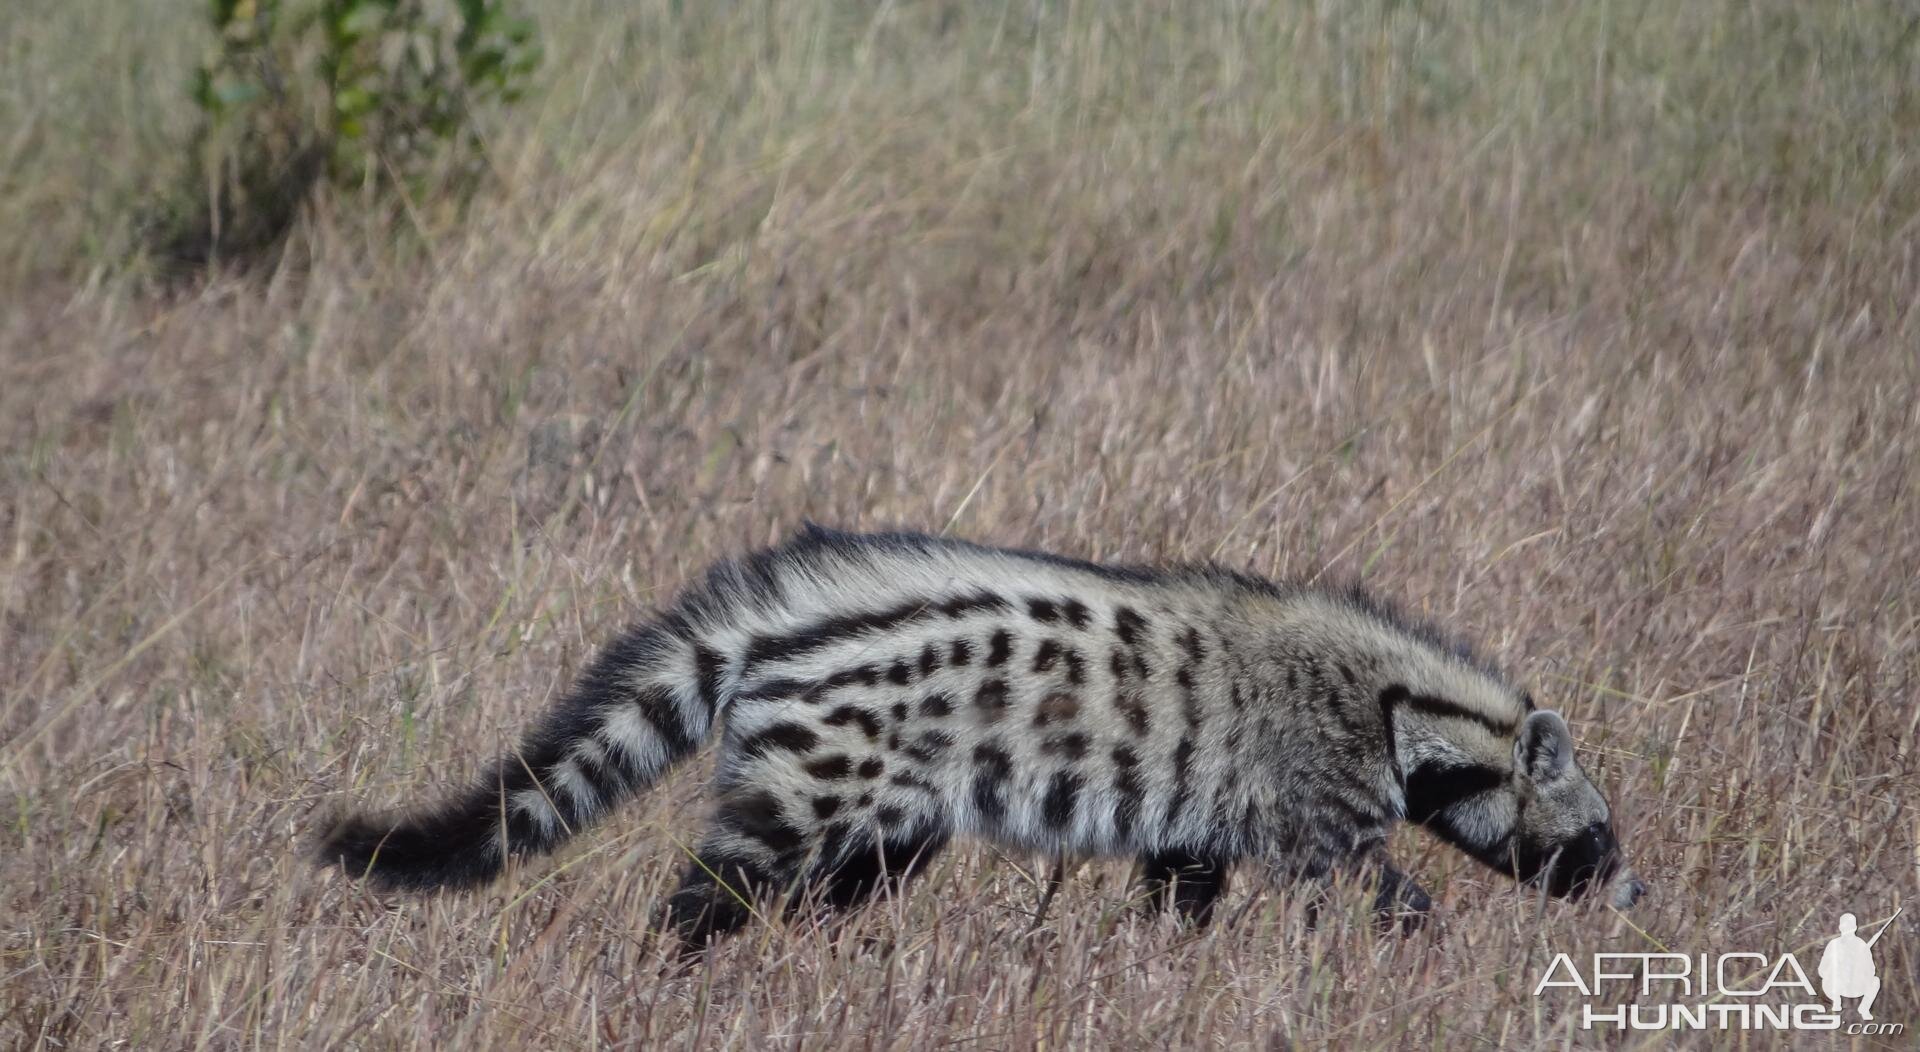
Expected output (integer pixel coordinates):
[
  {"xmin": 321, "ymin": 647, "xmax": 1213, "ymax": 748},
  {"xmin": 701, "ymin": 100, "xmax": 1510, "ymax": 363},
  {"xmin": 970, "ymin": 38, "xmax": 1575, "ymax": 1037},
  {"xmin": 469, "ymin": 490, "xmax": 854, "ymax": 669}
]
[
  {"xmin": 920, "ymin": 692, "xmax": 954, "ymax": 718},
  {"xmin": 1165, "ymin": 737, "xmax": 1196, "ymax": 828},
  {"xmin": 1042, "ymin": 732, "xmax": 1090, "ymax": 760},
  {"xmin": 826, "ymin": 664, "xmax": 882, "ymax": 690},
  {"xmin": 1177, "ymin": 626, "xmax": 1206, "ymax": 663},
  {"xmin": 973, "ymin": 743, "xmax": 1014, "ymax": 778},
  {"xmin": 725, "ymin": 791, "xmax": 804, "ymax": 853},
  {"xmin": 734, "ymin": 677, "xmax": 812, "ymax": 704},
  {"xmin": 986, "ymin": 630, "xmax": 1012, "ymax": 667},
  {"xmin": 887, "ymin": 660, "xmax": 912, "ymax": 686},
  {"xmin": 875, "ymin": 805, "xmax": 907, "ymax": 828},
  {"xmin": 891, "ymin": 702, "xmax": 909, "ymax": 723},
  {"xmin": 902, "ymin": 730, "xmax": 955, "ymax": 764},
  {"xmin": 824, "ymin": 705, "xmax": 884, "ymax": 740},
  {"xmin": 1042, "ymin": 771, "xmax": 1081, "ymax": 831},
  {"xmin": 1033, "ymin": 639, "xmax": 1062, "ymax": 673},
  {"xmin": 857, "ymin": 758, "xmax": 885, "ymax": 779},
  {"xmin": 812, "ymin": 796, "xmax": 842, "ymax": 820},
  {"xmin": 1229, "ymin": 680, "xmax": 1248, "ymax": 710},
  {"xmin": 739, "ymin": 721, "xmax": 821, "ymax": 760},
  {"xmin": 1028, "ymin": 598, "xmax": 1060, "ymax": 623},
  {"xmin": 1114, "ymin": 688, "xmax": 1151, "ymax": 737},
  {"xmin": 974, "ymin": 678, "xmax": 1013, "ymax": 721},
  {"xmin": 805, "ymin": 754, "xmax": 853, "ymax": 780},
  {"xmin": 919, "ymin": 643, "xmax": 941, "ymax": 678},
  {"xmin": 1034, "ymin": 691, "xmax": 1081, "ymax": 727},
  {"xmin": 1109, "ymin": 648, "xmax": 1129, "ymax": 680},
  {"xmin": 971, "ymin": 743, "xmax": 1013, "ymax": 823},
  {"xmin": 939, "ymin": 591, "xmax": 1010, "ymax": 618},
  {"xmin": 1338, "ymin": 663, "xmax": 1357, "ymax": 686},
  {"xmin": 949, "ymin": 639, "xmax": 974, "ymax": 666},
  {"xmin": 1062, "ymin": 599, "xmax": 1092, "ymax": 629},
  {"xmin": 856, "ymin": 792, "xmax": 874, "ymax": 808},
  {"xmin": 1114, "ymin": 607, "xmax": 1147, "ymax": 646},
  {"xmin": 889, "ymin": 771, "xmax": 935, "ymax": 794},
  {"xmin": 1063, "ymin": 647, "xmax": 1086, "ymax": 685},
  {"xmin": 1112, "ymin": 746, "xmax": 1144, "ymax": 841}
]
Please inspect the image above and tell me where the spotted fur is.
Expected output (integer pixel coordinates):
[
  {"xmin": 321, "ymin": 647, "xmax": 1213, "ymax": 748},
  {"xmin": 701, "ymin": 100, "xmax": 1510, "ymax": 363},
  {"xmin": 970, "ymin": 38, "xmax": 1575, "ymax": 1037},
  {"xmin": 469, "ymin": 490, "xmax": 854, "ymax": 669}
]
[{"xmin": 317, "ymin": 525, "xmax": 1643, "ymax": 941}]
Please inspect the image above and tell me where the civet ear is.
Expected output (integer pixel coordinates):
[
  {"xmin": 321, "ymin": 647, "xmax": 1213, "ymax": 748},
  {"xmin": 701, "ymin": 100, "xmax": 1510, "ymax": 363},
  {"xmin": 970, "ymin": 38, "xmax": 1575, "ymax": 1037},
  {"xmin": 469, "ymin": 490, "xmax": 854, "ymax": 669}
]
[{"xmin": 1515, "ymin": 710, "xmax": 1573, "ymax": 782}]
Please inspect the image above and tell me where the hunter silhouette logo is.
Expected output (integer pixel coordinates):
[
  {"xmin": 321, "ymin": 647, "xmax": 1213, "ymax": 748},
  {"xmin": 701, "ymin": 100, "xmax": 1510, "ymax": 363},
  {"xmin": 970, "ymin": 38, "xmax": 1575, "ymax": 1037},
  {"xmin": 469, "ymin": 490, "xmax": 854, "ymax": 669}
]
[
  {"xmin": 1819, "ymin": 910, "xmax": 1896, "ymax": 1021},
  {"xmin": 1534, "ymin": 908, "xmax": 1905, "ymax": 1035}
]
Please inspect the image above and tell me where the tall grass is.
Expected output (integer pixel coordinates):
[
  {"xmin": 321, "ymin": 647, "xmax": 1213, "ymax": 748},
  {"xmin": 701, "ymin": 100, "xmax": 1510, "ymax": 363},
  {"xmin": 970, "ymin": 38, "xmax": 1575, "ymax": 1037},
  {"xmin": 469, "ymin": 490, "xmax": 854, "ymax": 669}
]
[{"xmin": 1, "ymin": 1, "xmax": 1916, "ymax": 1048}]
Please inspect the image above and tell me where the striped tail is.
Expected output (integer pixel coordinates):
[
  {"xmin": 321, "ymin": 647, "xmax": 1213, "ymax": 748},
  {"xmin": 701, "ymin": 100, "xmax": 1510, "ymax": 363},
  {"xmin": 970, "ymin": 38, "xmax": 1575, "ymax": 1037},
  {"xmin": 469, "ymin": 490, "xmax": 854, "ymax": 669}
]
[{"xmin": 317, "ymin": 618, "xmax": 720, "ymax": 891}]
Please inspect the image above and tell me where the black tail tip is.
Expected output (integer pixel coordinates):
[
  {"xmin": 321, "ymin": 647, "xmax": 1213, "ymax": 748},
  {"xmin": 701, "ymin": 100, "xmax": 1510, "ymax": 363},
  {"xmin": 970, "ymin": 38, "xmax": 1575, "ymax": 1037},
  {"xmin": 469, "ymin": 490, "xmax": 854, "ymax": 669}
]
[
  {"xmin": 312, "ymin": 812, "xmax": 397, "ymax": 883},
  {"xmin": 313, "ymin": 808, "xmax": 504, "ymax": 893}
]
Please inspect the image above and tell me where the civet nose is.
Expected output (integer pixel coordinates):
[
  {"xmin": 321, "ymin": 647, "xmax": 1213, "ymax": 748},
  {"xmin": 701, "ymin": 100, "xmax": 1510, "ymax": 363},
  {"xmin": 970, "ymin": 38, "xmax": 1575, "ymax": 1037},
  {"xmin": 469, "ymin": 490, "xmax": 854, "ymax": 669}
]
[
  {"xmin": 1605, "ymin": 872, "xmax": 1647, "ymax": 909},
  {"xmin": 1620, "ymin": 877, "xmax": 1649, "ymax": 909}
]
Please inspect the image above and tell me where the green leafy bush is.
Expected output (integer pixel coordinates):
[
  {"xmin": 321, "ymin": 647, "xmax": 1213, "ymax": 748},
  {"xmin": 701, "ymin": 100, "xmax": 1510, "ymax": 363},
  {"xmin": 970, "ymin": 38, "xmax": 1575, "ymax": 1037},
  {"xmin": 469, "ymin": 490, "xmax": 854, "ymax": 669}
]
[{"xmin": 162, "ymin": 0, "xmax": 538, "ymax": 265}]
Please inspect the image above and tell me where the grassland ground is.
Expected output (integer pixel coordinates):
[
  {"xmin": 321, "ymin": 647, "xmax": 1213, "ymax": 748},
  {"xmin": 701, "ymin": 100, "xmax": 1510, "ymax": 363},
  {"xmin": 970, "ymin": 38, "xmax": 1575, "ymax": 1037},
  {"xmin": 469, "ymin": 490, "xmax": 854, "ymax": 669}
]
[{"xmin": 2, "ymin": 1, "xmax": 1917, "ymax": 1048}]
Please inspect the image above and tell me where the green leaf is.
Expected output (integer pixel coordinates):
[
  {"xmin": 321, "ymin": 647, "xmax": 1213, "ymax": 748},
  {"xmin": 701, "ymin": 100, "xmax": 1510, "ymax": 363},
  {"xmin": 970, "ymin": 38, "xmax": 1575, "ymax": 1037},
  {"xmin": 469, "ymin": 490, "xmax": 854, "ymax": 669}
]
[
  {"xmin": 189, "ymin": 68, "xmax": 216, "ymax": 111},
  {"xmin": 337, "ymin": 3, "xmax": 385, "ymax": 38},
  {"xmin": 335, "ymin": 84, "xmax": 375, "ymax": 117}
]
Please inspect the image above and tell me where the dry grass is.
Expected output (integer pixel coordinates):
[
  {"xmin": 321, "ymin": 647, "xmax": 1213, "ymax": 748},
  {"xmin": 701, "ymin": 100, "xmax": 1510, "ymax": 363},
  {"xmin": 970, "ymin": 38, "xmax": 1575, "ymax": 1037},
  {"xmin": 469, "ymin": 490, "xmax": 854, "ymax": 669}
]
[{"xmin": 3, "ymin": 1, "xmax": 1919, "ymax": 1048}]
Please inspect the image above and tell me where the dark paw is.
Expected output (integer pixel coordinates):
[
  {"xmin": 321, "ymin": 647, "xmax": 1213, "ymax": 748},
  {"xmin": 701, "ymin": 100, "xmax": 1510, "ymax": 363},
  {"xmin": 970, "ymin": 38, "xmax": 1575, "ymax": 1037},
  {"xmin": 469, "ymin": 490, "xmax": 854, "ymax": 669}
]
[
  {"xmin": 1136, "ymin": 851, "xmax": 1230, "ymax": 929},
  {"xmin": 659, "ymin": 887, "xmax": 753, "ymax": 950},
  {"xmin": 1373, "ymin": 881, "xmax": 1432, "ymax": 935}
]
